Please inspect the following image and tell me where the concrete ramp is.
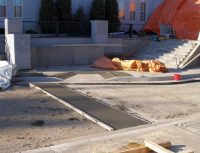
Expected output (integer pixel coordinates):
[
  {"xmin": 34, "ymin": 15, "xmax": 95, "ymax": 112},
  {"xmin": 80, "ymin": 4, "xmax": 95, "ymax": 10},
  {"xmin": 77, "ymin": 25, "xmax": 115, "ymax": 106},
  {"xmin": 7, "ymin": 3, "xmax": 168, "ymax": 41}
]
[{"xmin": 31, "ymin": 83, "xmax": 148, "ymax": 130}]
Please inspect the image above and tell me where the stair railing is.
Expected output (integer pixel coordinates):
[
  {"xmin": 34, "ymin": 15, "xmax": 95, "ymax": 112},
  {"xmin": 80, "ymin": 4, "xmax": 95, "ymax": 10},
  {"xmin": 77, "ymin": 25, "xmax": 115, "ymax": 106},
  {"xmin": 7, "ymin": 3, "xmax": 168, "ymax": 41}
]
[{"xmin": 175, "ymin": 48, "xmax": 179, "ymax": 69}]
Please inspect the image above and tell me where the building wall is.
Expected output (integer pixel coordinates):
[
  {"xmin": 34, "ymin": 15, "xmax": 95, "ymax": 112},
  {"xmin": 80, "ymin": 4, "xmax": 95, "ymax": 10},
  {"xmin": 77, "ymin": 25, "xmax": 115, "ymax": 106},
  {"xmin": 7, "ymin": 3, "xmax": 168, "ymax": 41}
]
[{"xmin": 0, "ymin": 0, "xmax": 164, "ymax": 30}]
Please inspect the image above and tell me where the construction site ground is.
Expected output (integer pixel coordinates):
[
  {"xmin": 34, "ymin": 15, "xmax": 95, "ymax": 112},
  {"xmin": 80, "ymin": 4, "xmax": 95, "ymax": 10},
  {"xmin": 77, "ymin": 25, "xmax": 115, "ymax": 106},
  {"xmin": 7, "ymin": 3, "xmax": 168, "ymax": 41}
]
[{"xmin": 1, "ymin": 66, "xmax": 200, "ymax": 153}]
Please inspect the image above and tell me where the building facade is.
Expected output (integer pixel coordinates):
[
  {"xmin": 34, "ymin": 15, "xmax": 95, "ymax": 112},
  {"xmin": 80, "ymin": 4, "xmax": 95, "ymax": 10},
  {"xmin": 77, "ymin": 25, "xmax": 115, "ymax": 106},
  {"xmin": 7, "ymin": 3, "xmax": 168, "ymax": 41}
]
[{"xmin": 0, "ymin": 0, "xmax": 164, "ymax": 30}]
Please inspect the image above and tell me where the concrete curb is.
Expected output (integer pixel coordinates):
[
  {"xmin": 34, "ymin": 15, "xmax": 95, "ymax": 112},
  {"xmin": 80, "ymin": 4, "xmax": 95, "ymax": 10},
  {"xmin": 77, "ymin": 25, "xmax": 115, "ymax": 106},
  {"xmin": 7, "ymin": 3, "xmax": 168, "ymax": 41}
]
[
  {"xmin": 61, "ymin": 78, "xmax": 200, "ymax": 85},
  {"xmin": 12, "ymin": 72, "xmax": 200, "ymax": 85}
]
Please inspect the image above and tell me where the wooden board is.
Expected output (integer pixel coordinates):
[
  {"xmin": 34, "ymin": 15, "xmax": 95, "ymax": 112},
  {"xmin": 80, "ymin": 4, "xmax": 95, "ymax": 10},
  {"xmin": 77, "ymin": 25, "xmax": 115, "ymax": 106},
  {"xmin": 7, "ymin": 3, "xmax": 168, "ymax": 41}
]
[
  {"xmin": 115, "ymin": 141, "xmax": 171, "ymax": 153},
  {"xmin": 144, "ymin": 140, "xmax": 174, "ymax": 153}
]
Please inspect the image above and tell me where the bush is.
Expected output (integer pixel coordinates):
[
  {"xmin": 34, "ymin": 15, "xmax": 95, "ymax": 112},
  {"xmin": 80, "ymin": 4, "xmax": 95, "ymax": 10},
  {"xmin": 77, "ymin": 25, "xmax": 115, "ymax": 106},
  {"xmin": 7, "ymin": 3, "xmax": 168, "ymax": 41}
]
[
  {"xmin": 0, "ymin": 28, "xmax": 5, "ymax": 34},
  {"xmin": 105, "ymin": 0, "xmax": 120, "ymax": 33},
  {"xmin": 73, "ymin": 6, "xmax": 88, "ymax": 22},
  {"xmin": 25, "ymin": 29, "xmax": 38, "ymax": 34},
  {"xmin": 39, "ymin": 0, "xmax": 56, "ymax": 21},
  {"xmin": 39, "ymin": 0, "xmax": 56, "ymax": 33},
  {"xmin": 90, "ymin": 0, "xmax": 105, "ymax": 20},
  {"xmin": 56, "ymin": 0, "xmax": 72, "ymax": 21}
]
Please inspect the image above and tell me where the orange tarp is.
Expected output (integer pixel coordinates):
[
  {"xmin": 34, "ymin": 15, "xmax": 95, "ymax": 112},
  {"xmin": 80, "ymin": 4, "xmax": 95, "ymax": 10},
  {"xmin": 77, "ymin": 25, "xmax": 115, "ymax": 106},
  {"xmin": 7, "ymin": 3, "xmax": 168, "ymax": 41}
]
[
  {"xmin": 145, "ymin": 0, "xmax": 200, "ymax": 40},
  {"xmin": 92, "ymin": 57, "xmax": 167, "ymax": 73},
  {"xmin": 92, "ymin": 57, "xmax": 117, "ymax": 70}
]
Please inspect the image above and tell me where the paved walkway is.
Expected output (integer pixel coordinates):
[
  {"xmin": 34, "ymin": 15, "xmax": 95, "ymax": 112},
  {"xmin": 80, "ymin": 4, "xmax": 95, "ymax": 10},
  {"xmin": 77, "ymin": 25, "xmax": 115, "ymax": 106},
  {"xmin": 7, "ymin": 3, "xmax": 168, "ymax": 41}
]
[{"xmin": 14, "ymin": 66, "xmax": 200, "ymax": 85}]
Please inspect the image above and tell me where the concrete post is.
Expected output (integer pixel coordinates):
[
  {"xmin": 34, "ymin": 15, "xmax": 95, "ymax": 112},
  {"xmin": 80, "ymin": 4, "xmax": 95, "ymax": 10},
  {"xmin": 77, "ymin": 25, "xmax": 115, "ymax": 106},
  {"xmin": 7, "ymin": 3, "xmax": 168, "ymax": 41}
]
[
  {"xmin": 91, "ymin": 20, "xmax": 108, "ymax": 44},
  {"xmin": 5, "ymin": 18, "xmax": 31, "ymax": 69}
]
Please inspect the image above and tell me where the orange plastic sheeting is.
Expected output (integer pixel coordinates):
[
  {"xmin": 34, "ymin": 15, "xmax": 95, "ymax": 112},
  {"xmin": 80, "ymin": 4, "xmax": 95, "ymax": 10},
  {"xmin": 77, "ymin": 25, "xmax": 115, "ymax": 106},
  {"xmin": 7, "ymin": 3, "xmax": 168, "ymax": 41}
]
[
  {"xmin": 92, "ymin": 57, "xmax": 117, "ymax": 70},
  {"xmin": 173, "ymin": 0, "xmax": 200, "ymax": 40},
  {"xmin": 92, "ymin": 57, "xmax": 167, "ymax": 73},
  {"xmin": 145, "ymin": 0, "xmax": 200, "ymax": 40}
]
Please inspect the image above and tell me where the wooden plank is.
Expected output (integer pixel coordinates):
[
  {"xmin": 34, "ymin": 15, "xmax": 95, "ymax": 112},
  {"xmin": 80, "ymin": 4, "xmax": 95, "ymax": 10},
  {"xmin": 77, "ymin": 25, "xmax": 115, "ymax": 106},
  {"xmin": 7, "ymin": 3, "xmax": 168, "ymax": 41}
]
[
  {"xmin": 116, "ymin": 141, "xmax": 171, "ymax": 153},
  {"xmin": 144, "ymin": 140, "xmax": 174, "ymax": 153},
  {"xmin": 117, "ymin": 147, "xmax": 148, "ymax": 153}
]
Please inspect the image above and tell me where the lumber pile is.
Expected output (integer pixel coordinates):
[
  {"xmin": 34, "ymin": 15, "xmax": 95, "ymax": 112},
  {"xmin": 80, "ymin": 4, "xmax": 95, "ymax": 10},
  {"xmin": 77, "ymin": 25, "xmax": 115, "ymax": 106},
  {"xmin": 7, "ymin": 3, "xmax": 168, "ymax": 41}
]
[{"xmin": 114, "ymin": 140, "xmax": 194, "ymax": 153}]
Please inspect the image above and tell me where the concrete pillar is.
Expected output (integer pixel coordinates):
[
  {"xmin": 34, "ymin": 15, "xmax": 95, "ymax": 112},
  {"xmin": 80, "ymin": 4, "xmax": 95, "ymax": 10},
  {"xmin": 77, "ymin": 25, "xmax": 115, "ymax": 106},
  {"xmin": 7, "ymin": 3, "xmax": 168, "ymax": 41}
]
[
  {"xmin": 5, "ymin": 18, "xmax": 31, "ymax": 69},
  {"xmin": 91, "ymin": 20, "xmax": 108, "ymax": 44}
]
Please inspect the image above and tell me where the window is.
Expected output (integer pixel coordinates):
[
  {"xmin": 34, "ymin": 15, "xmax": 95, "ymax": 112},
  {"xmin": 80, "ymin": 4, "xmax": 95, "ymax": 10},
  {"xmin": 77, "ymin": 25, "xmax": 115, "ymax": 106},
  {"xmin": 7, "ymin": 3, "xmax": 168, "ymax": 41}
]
[
  {"xmin": 13, "ymin": 0, "xmax": 23, "ymax": 18},
  {"xmin": 130, "ymin": 0, "xmax": 136, "ymax": 21},
  {"xmin": 140, "ymin": 0, "xmax": 146, "ymax": 21},
  {"xmin": 0, "ymin": 0, "xmax": 6, "ymax": 17},
  {"xmin": 118, "ymin": 0, "xmax": 125, "ymax": 20}
]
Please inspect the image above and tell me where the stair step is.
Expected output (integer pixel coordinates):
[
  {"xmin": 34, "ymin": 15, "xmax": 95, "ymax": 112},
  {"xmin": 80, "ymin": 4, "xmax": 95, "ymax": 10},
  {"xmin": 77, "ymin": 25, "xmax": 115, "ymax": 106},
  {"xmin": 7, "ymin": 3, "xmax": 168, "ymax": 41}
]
[
  {"xmin": 161, "ymin": 54, "xmax": 187, "ymax": 59},
  {"xmin": 135, "ymin": 39, "xmax": 198, "ymax": 70}
]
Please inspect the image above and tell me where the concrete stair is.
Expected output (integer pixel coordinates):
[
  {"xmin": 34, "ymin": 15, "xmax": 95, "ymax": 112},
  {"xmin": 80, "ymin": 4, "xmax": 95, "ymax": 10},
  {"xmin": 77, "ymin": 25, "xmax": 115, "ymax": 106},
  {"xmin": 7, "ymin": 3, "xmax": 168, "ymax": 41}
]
[{"xmin": 133, "ymin": 39, "xmax": 198, "ymax": 70}]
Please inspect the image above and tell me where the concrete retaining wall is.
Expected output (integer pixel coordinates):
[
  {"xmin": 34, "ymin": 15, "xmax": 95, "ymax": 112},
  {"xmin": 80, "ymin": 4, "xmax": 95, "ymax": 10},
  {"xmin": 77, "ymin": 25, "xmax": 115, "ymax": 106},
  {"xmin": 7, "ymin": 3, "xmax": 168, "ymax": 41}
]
[
  {"xmin": 31, "ymin": 45, "xmax": 104, "ymax": 68},
  {"xmin": 30, "ymin": 37, "xmax": 150, "ymax": 58},
  {"xmin": 31, "ymin": 37, "xmax": 92, "ymax": 48},
  {"xmin": 123, "ymin": 37, "xmax": 150, "ymax": 56}
]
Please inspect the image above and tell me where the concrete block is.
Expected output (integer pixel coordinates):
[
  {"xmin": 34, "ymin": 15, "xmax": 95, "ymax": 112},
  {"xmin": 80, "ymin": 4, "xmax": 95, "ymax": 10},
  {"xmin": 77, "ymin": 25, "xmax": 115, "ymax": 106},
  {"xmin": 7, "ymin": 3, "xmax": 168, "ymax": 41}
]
[
  {"xmin": 91, "ymin": 20, "xmax": 108, "ymax": 44},
  {"xmin": 6, "ymin": 34, "xmax": 31, "ymax": 69}
]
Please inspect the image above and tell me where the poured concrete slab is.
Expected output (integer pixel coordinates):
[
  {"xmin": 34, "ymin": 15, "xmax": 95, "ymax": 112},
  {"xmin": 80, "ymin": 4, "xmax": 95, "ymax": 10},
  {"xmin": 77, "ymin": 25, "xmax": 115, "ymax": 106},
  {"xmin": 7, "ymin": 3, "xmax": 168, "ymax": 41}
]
[{"xmin": 32, "ymin": 83, "xmax": 148, "ymax": 130}]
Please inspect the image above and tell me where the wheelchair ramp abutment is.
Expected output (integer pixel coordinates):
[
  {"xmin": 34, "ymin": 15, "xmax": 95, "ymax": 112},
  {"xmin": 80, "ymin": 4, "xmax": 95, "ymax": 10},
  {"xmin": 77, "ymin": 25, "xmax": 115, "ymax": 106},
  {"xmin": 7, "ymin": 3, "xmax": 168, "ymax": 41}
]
[{"xmin": 30, "ymin": 83, "xmax": 148, "ymax": 130}]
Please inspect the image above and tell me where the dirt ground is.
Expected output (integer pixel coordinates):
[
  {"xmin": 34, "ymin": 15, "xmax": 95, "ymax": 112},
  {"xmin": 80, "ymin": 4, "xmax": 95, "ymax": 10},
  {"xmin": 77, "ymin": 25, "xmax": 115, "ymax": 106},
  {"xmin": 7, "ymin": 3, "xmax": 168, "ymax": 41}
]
[
  {"xmin": 0, "ymin": 86, "xmax": 105, "ymax": 153},
  {"xmin": 69, "ymin": 82, "xmax": 200, "ymax": 122}
]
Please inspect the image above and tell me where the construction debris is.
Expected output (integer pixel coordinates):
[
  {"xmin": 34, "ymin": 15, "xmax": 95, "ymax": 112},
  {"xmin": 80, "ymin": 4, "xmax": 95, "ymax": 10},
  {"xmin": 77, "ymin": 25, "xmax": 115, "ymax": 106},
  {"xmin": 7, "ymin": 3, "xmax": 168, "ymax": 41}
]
[
  {"xmin": 0, "ymin": 61, "xmax": 13, "ymax": 90},
  {"xmin": 115, "ymin": 140, "xmax": 194, "ymax": 153},
  {"xmin": 92, "ymin": 57, "xmax": 167, "ymax": 73},
  {"xmin": 115, "ymin": 140, "xmax": 171, "ymax": 153}
]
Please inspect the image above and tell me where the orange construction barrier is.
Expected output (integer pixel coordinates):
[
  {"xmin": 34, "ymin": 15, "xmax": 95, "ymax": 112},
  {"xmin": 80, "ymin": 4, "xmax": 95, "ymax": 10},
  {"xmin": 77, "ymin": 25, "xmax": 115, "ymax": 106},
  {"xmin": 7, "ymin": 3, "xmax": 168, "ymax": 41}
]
[{"xmin": 145, "ymin": 0, "xmax": 200, "ymax": 40}]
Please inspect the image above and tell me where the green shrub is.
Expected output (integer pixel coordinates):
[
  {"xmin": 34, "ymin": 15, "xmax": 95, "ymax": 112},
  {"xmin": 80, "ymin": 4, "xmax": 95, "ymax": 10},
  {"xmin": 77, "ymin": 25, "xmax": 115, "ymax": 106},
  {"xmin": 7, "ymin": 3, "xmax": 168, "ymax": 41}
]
[
  {"xmin": 90, "ymin": 0, "xmax": 105, "ymax": 20},
  {"xmin": 56, "ymin": 0, "xmax": 72, "ymax": 21},
  {"xmin": 39, "ymin": 0, "xmax": 56, "ymax": 21},
  {"xmin": 0, "ymin": 28, "xmax": 5, "ymax": 34},
  {"xmin": 25, "ymin": 29, "xmax": 38, "ymax": 34},
  {"xmin": 105, "ymin": 0, "xmax": 120, "ymax": 33},
  {"xmin": 73, "ymin": 6, "xmax": 88, "ymax": 22}
]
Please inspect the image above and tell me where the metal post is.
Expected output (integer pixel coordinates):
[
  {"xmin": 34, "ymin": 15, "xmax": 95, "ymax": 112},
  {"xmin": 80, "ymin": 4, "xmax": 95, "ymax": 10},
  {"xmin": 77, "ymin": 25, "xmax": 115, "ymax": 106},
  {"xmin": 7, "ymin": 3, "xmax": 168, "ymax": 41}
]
[{"xmin": 129, "ymin": 24, "xmax": 133, "ymax": 38}]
